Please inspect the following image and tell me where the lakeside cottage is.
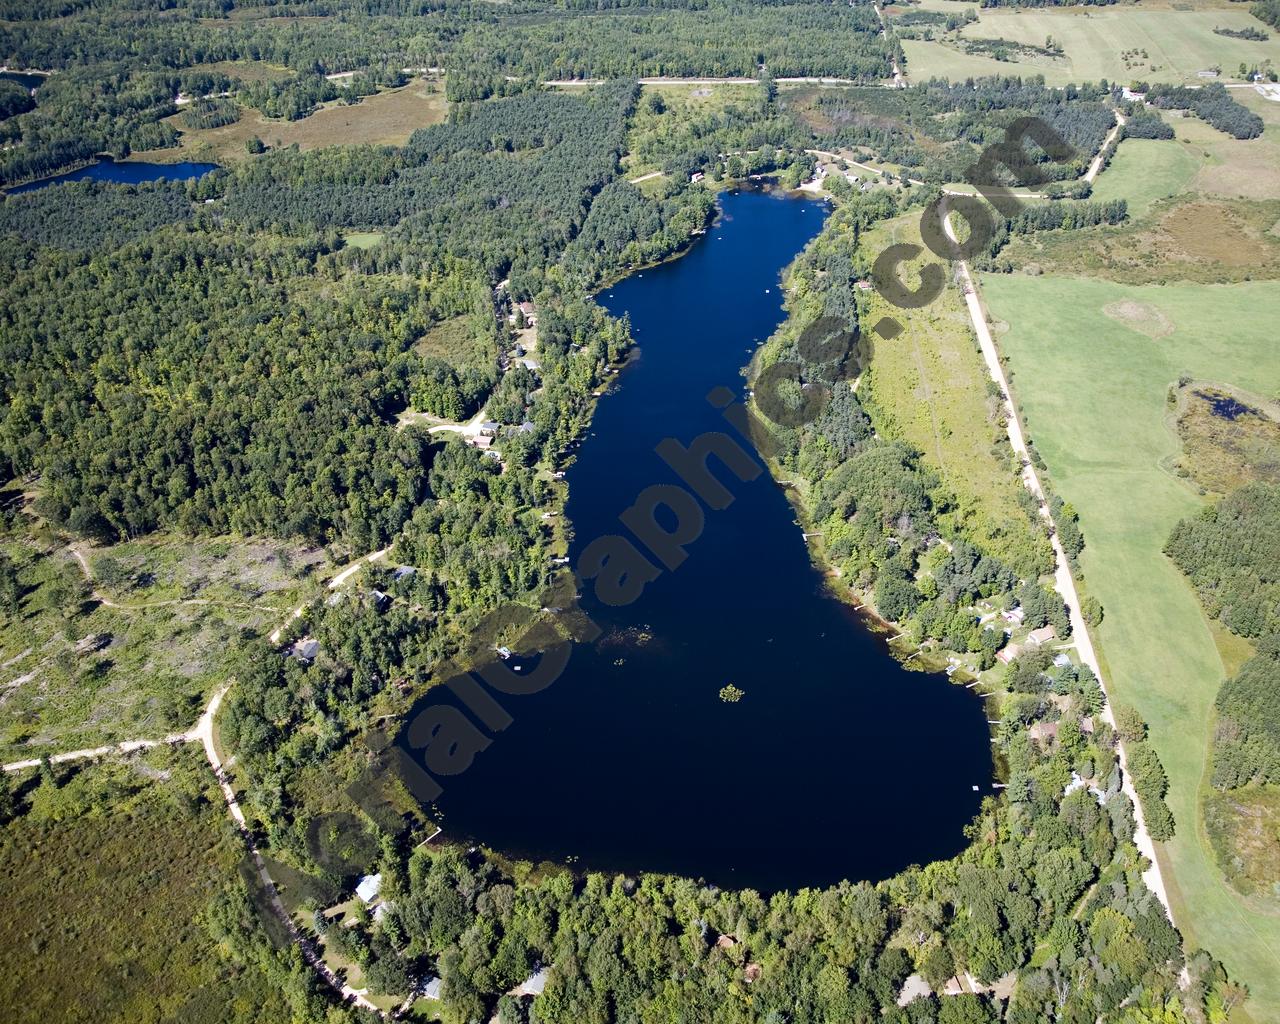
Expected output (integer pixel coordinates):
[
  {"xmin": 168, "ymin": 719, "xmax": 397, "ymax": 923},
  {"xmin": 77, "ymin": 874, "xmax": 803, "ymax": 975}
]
[
  {"xmin": 355, "ymin": 873, "xmax": 382, "ymax": 904},
  {"xmin": 996, "ymin": 643, "xmax": 1022, "ymax": 665}
]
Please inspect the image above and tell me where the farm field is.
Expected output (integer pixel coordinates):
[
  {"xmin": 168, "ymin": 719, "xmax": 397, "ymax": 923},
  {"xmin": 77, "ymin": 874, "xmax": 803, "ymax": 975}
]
[
  {"xmin": 980, "ymin": 273, "xmax": 1280, "ymax": 1019},
  {"xmin": 1003, "ymin": 88, "xmax": 1280, "ymax": 282},
  {"xmin": 903, "ymin": 0, "xmax": 1280, "ymax": 86},
  {"xmin": 132, "ymin": 78, "xmax": 448, "ymax": 165}
]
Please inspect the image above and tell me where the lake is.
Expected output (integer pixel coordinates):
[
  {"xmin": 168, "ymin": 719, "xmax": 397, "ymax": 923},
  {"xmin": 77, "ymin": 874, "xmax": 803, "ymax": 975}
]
[
  {"xmin": 0, "ymin": 71, "xmax": 46, "ymax": 92},
  {"xmin": 7, "ymin": 157, "xmax": 219, "ymax": 195},
  {"xmin": 411, "ymin": 188, "xmax": 993, "ymax": 893}
]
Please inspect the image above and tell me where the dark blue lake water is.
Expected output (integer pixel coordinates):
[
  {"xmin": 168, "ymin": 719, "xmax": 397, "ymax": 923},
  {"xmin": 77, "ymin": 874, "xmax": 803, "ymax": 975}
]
[
  {"xmin": 415, "ymin": 189, "xmax": 993, "ymax": 893},
  {"xmin": 8, "ymin": 157, "xmax": 218, "ymax": 194},
  {"xmin": 0, "ymin": 71, "xmax": 46, "ymax": 91}
]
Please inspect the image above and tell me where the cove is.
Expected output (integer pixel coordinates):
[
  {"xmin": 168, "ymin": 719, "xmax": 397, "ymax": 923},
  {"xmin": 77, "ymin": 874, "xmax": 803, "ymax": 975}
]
[
  {"xmin": 417, "ymin": 189, "xmax": 993, "ymax": 893},
  {"xmin": 7, "ymin": 156, "xmax": 219, "ymax": 195}
]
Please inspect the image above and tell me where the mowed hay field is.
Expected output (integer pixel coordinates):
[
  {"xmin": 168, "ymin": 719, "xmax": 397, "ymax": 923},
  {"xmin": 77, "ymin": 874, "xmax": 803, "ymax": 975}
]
[
  {"xmin": 135, "ymin": 78, "xmax": 448, "ymax": 165},
  {"xmin": 903, "ymin": 0, "xmax": 1280, "ymax": 86},
  {"xmin": 980, "ymin": 273, "xmax": 1280, "ymax": 1019}
]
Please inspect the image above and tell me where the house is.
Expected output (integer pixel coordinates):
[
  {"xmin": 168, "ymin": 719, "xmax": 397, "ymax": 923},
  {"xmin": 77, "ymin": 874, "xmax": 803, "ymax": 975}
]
[
  {"xmin": 420, "ymin": 976, "xmax": 442, "ymax": 1000},
  {"xmin": 1080, "ymin": 716, "xmax": 1095, "ymax": 734},
  {"xmin": 521, "ymin": 357, "xmax": 542, "ymax": 371},
  {"xmin": 855, "ymin": 280, "xmax": 873, "ymax": 291},
  {"xmin": 469, "ymin": 434, "xmax": 493, "ymax": 450},
  {"xmin": 513, "ymin": 967, "xmax": 549, "ymax": 996},
  {"xmin": 1196, "ymin": 68, "xmax": 1220, "ymax": 79},
  {"xmin": 1002, "ymin": 606, "xmax": 1025, "ymax": 625},
  {"xmin": 897, "ymin": 974, "xmax": 932, "ymax": 1007},
  {"xmin": 1053, "ymin": 652, "xmax": 1072, "ymax": 668},
  {"xmin": 517, "ymin": 301, "xmax": 537, "ymax": 326},
  {"xmin": 744, "ymin": 962, "xmax": 762, "ymax": 984},
  {"xmin": 995, "ymin": 643, "xmax": 1022, "ymax": 665},
  {"xmin": 715, "ymin": 933, "xmax": 738, "ymax": 950},
  {"xmin": 1121, "ymin": 86, "xmax": 1146, "ymax": 102},
  {"xmin": 479, "ymin": 421, "xmax": 501, "ymax": 437},
  {"xmin": 393, "ymin": 566, "xmax": 416, "ymax": 581},
  {"xmin": 517, "ymin": 420, "xmax": 537, "ymax": 435},
  {"xmin": 690, "ymin": 171, "xmax": 705, "ymax": 183},
  {"xmin": 355, "ymin": 873, "xmax": 382, "ymax": 904},
  {"xmin": 1028, "ymin": 721, "xmax": 1059, "ymax": 746},
  {"xmin": 1027, "ymin": 624, "xmax": 1056, "ymax": 646},
  {"xmin": 293, "ymin": 637, "xmax": 320, "ymax": 662},
  {"xmin": 370, "ymin": 589, "xmax": 391, "ymax": 610}
]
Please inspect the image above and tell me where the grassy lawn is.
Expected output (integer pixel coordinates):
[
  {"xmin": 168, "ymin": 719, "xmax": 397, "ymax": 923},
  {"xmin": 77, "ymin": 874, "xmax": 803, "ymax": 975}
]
[
  {"xmin": 1089, "ymin": 137, "xmax": 1203, "ymax": 218},
  {"xmin": 131, "ymin": 78, "xmax": 448, "ymax": 166},
  {"xmin": 859, "ymin": 214, "xmax": 1051, "ymax": 578},
  {"xmin": 980, "ymin": 272, "xmax": 1280, "ymax": 1019},
  {"xmin": 343, "ymin": 231, "xmax": 386, "ymax": 250},
  {"xmin": 0, "ymin": 748, "xmax": 289, "ymax": 1023},
  {"xmin": 903, "ymin": 0, "xmax": 1280, "ymax": 86}
]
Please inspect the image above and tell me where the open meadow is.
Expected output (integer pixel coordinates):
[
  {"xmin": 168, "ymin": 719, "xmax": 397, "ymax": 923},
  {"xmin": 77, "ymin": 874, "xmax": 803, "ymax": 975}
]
[
  {"xmin": 858, "ymin": 214, "xmax": 1051, "ymax": 578},
  {"xmin": 0, "ymin": 748, "xmax": 289, "ymax": 1024},
  {"xmin": 980, "ymin": 272, "xmax": 1280, "ymax": 1019},
  {"xmin": 132, "ymin": 78, "xmax": 448, "ymax": 166},
  {"xmin": 0, "ymin": 525, "xmax": 326, "ymax": 762},
  {"xmin": 902, "ymin": 0, "xmax": 1280, "ymax": 86}
]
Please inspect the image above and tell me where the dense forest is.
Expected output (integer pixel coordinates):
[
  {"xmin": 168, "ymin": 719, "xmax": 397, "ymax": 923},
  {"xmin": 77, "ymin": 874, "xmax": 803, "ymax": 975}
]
[
  {"xmin": 1144, "ymin": 83, "xmax": 1265, "ymax": 141},
  {"xmin": 0, "ymin": 83, "xmax": 689, "ymax": 549},
  {"xmin": 1165, "ymin": 482, "xmax": 1280, "ymax": 642},
  {"xmin": 1166, "ymin": 483, "xmax": 1280, "ymax": 791},
  {"xmin": 1253, "ymin": 0, "xmax": 1280, "ymax": 31},
  {"xmin": 0, "ymin": 0, "xmax": 895, "ymax": 184}
]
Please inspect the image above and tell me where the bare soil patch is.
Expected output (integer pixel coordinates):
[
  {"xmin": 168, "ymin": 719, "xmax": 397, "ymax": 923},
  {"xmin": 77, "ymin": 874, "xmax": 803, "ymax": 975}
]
[{"xmin": 1102, "ymin": 299, "xmax": 1174, "ymax": 338}]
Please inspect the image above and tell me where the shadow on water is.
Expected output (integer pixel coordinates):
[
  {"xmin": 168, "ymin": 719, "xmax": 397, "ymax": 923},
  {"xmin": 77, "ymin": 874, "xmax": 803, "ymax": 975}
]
[{"xmin": 409, "ymin": 188, "xmax": 993, "ymax": 893}]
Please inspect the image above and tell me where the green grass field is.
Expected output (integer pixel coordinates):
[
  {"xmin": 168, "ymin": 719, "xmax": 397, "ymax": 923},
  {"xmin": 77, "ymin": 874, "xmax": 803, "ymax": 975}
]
[
  {"xmin": 980, "ymin": 273, "xmax": 1280, "ymax": 1019},
  {"xmin": 904, "ymin": 0, "xmax": 1280, "ymax": 86},
  {"xmin": 0, "ymin": 749, "xmax": 289, "ymax": 1023},
  {"xmin": 1089, "ymin": 137, "xmax": 1203, "ymax": 217},
  {"xmin": 859, "ymin": 214, "xmax": 1051, "ymax": 578}
]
